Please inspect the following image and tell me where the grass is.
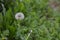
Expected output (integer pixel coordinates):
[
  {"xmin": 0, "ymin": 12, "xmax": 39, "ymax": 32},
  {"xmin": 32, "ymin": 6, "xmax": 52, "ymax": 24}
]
[{"xmin": 0, "ymin": 0, "xmax": 60, "ymax": 40}]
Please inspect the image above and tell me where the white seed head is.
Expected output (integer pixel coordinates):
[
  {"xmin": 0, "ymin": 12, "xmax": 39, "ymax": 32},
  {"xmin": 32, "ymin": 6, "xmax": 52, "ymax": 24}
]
[{"xmin": 15, "ymin": 12, "xmax": 24, "ymax": 20}]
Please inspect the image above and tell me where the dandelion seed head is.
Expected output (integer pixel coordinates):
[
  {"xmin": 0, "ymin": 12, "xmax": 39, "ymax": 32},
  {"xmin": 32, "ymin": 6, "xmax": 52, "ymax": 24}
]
[{"xmin": 15, "ymin": 12, "xmax": 24, "ymax": 20}]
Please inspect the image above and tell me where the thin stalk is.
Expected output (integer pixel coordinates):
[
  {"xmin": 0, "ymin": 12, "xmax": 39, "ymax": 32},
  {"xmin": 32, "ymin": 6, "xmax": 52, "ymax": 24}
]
[
  {"xmin": 25, "ymin": 30, "xmax": 32, "ymax": 40},
  {"xmin": 1, "ymin": 3, "xmax": 6, "ymax": 29}
]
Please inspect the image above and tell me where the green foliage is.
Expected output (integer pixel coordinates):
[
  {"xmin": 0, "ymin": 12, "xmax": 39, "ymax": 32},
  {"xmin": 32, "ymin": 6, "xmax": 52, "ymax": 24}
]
[{"xmin": 0, "ymin": 0, "xmax": 60, "ymax": 40}]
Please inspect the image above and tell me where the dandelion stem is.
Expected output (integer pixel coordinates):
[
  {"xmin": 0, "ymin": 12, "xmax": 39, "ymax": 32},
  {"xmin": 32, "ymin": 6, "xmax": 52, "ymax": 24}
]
[
  {"xmin": 25, "ymin": 30, "xmax": 32, "ymax": 40},
  {"xmin": 1, "ymin": 3, "xmax": 6, "ymax": 16},
  {"xmin": 1, "ymin": 3, "xmax": 6, "ymax": 28}
]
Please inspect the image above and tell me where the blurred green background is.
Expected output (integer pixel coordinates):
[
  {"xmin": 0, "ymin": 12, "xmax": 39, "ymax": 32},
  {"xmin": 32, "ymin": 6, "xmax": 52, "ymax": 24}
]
[{"xmin": 0, "ymin": 0, "xmax": 60, "ymax": 40}]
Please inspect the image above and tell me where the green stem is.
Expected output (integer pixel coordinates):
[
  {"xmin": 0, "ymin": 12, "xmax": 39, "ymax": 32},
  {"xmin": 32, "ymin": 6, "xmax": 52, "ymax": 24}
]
[
  {"xmin": 25, "ymin": 30, "xmax": 32, "ymax": 40},
  {"xmin": 1, "ymin": 3, "xmax": 6, "ymax": 29}
]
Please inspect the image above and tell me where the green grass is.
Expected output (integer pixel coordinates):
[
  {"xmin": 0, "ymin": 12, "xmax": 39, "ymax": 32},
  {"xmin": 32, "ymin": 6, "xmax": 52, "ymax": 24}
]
[{"xmin": 0, "ymin": 0, "xmax": 60, "ymax": 40}]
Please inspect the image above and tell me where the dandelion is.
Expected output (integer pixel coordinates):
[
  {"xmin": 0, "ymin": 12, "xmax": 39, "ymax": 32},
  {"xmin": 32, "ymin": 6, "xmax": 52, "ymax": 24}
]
[{"xmin": 15, "ymin": 12, "xmax": 24, "ymax": 20}]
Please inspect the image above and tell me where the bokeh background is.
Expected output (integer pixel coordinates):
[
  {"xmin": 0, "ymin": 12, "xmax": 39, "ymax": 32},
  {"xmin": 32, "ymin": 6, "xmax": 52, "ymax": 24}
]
[{"xmin": 0, "ymin": 0, "xmax": 60, "ymax": 40}]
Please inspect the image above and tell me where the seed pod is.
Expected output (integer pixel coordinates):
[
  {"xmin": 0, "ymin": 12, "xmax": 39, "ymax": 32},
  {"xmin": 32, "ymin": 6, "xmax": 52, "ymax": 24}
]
[{"xmin": 15, "ymin": 12, "xmax": 24, "ymax": 20}]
